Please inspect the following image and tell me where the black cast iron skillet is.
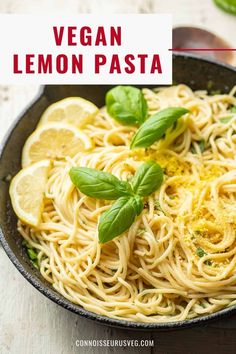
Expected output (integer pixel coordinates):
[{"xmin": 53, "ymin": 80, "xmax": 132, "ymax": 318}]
[{"xmin": 1, "ymin": 53, "xmax": 236, "ymax": 330}]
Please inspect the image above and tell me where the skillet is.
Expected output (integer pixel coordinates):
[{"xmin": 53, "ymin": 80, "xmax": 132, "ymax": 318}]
[{"xmin": 1, "ymin": 53, "xmax": 236, "ymax": 330}]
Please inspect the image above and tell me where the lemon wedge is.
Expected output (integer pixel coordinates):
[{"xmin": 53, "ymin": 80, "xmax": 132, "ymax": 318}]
[
  {"xmin": 38, "ymin": 97, "xmax": 98, "ymax": 128},
  {"xmin": 9, "ymin": 160, "xmax": 51, "ymax": 227},
  {"xmin": 22, "ymin": 122, "xmax": 92, "ymax": 167}
]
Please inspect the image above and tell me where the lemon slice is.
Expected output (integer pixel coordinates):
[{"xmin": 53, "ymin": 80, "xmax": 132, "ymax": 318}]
[
  {"xmin": 38, "ymin": 97, "xmax": 99, "ymax": 128},
  {"xmin": 9, "ymin": 160, "xmax": 51, "ymax": 227},
  {"xmin": 22, "ymin": 122, "xmax": 92, "ymax": 167}
]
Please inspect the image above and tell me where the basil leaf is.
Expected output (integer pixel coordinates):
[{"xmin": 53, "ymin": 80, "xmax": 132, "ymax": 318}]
[
  {"xmin": 230, "ymin": 106, "xmax": 236, "ymax": 113},
  {"xmin": 133, "ymin": 195, "xmax": 143, "ymax": 215},
  {"xmin": 130, "ymin": 107, "xmax": 189, "ymax": 149},
  {"xmin": 98, "ymin": 196, "xmax": 142, "ymax": 243},
  {"xmin": 70, "ymin": 167, "xmax": 132, "ymax": 200},
  {"xmin": 131, "ymin": 161, "xmax": 163, "ymax": 197},
  {"xmin": 106, "ymin": 86, "xmax": 148, "ymax": 126},
  {"xmin": 159, "ymin": 118, "xmax": 187, "ymax": 149},
  {"xmin": 214, "ymin": 0, "xmax": 236, "ymax": 15}
]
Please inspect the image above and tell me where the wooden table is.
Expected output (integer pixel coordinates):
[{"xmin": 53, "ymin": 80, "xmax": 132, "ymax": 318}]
[{"xmin": 1, "ymin": 1, "xmax": 236, "ymax": 353}]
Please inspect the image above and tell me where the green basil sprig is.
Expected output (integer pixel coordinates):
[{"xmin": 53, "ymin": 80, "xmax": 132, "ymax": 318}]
[
  {"xmin": 69, "ymin": 161, "xmax": 163, "ymax": 243},
  {"xmin": 69, "ymin": 167, "xmax": 132, "ymax": 200},
  {"xmin": 105, "ymin": 86, "xmax": 148, "ymax": 126},
  {"xmin": 130, "ymin": 107, "xmax": 189, "ymax": 149}
]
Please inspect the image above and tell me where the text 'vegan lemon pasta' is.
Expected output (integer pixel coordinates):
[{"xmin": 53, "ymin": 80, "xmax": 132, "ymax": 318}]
[{"xmin": 13, "ymin": 85, "xmax": 236, "ymax": 322}]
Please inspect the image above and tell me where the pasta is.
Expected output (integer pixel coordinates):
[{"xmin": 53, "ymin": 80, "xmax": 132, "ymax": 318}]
[{"xmin": 17, "ymin": 84, "xmax": 236, "ymax": 322}]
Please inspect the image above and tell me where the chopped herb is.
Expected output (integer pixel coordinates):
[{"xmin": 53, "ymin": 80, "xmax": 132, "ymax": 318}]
[
  {"xmin": 205, "ymin": 259, "xmax": 212, "ymax": 266},
  {"xmin": 154, "ymin": 200, "xmax": 165, "ymax": 214},
  {"xmin": 22, "ymin": 240, "xmax": 39, "ymax": 269},
  {"xmin": 199, "ymin": 140, "xmax": 206, "ymax": 152},
  {"xmin": 196, "ymin": 247, "xmax": 206, "ymax": 258},
  {"xmin": 196, "ymin": 247, "xmax": 212, "ymax": 265},
  {"xmin": 190, "ymin": 140, "xmax": 205, "ymax": 154},
  {"xmin": 200, "ymin": 302, "xmax": 207, "ymax": 308},
  {"xmin": 220, "ymin": 116, "xmax": 232, "ymax": 124},
  {"xmin": 219, "ymin": 107, "xmax": 236, "ymax": 123},
  {"xmin": 27, "ymin": 248, "xmax": 37, "ymax": 260},
  {"xmin": 30, "ymin": 258, "xmax": 39, "ymax": 269},
  {"xmin": 206, "ymin": 81, "xmax": 221, "ymax": 95}
]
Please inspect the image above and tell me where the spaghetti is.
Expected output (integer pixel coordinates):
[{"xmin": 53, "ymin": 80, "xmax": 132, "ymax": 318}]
[{"xmin": 17, "ymin": 84, "xmax": 236, "ymax": 322}]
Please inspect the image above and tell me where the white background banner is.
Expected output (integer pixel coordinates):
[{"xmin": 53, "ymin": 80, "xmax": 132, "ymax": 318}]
[{"xmin": 0, "ymin": 14, "xmax": 172, "ymax": 84}]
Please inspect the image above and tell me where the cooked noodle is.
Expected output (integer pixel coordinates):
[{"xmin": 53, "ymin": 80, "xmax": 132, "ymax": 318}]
[{"xmin": 18, "ymin": 84, "xmax": 236, "ymax": 322}]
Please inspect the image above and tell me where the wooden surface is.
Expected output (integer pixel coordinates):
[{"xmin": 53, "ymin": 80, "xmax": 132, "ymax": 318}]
[{"xmin": 1, "ymin": 1, "xmax": 236, "ymax": 353}]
